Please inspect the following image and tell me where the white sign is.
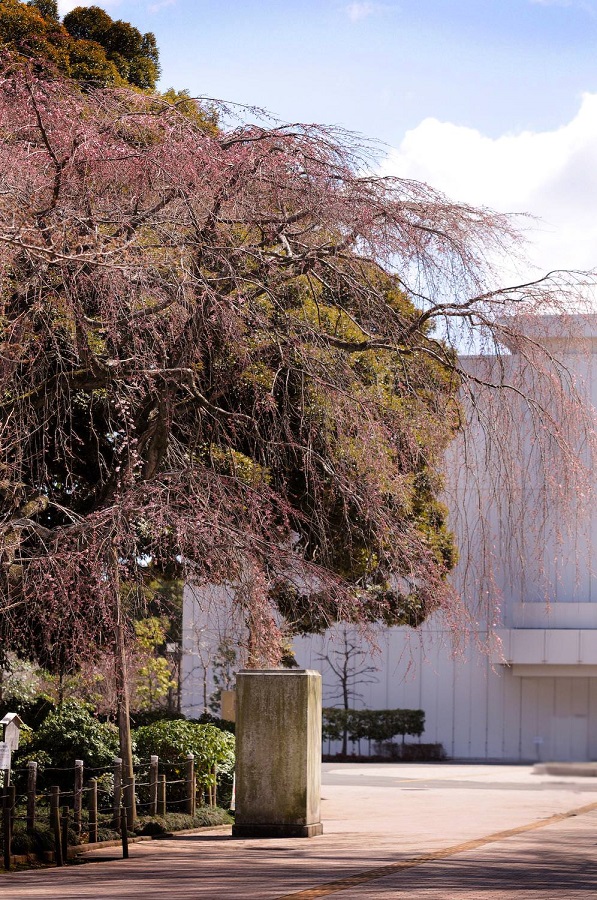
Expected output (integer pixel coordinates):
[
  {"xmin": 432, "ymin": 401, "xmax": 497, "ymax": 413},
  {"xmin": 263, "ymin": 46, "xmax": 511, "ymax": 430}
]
[
  {"xmin": 1, "ymin": 713, "xmax": 24, "ymax": 751},
  {"xmin": 0, "ymin": 742, "xmax": 11, "ymax": 771}
]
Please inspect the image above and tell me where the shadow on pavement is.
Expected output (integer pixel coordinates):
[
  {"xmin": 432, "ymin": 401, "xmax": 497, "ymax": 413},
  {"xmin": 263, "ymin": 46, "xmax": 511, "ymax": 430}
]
[{"xmin": 350, "ymin": 845, "xmax": 597, "ymax": 897}]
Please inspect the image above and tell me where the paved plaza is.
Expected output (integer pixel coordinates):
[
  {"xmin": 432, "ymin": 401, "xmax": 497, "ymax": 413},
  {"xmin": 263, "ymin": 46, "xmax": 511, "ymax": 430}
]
[{"xmin": 3, "ymin": 763, "xmax": 597, "ymax": 898}]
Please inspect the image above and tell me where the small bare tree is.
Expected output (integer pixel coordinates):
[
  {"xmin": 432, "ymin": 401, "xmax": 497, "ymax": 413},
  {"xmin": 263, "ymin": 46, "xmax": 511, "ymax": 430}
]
[{"xmin": 317, "ymin": 627, "xmax": 379, "ymax": 754}]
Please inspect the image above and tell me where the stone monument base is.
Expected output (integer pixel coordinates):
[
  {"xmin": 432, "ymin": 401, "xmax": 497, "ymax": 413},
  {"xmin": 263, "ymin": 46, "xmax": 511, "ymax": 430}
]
[{"xmin": 234, "ymin": 669, "xmax": 323, "ymax": 839}]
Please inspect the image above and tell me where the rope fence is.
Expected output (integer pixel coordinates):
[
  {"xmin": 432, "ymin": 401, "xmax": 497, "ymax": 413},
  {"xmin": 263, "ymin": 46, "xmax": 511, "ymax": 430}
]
[{"xmin": 0, "ymin": 753, "xmax": 219, "ymax": 870}]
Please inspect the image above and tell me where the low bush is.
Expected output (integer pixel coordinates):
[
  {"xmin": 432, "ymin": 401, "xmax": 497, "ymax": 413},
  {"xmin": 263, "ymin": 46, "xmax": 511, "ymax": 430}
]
[
  {"xmin": 387, "ymin": 741, "xmax": 446, "ymax": 761},
  {"xmin": 9, "ymin": 821, "xmax": 76, "ymax": 854},
  {"xmin": 134, "ymin": 807, "xmax": 232, "ymax": 836}
]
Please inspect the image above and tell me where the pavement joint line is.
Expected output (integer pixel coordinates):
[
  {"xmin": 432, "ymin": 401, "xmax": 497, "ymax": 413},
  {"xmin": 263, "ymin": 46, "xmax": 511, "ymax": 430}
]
[{"xmin": 275, "ymin": 799, "xmax": 597, "ymax": 900}]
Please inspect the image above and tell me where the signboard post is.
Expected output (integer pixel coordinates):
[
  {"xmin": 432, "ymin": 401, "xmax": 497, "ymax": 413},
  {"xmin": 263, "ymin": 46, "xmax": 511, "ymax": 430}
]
[
  {"xmin": 0, "ymin": 742, "xmax": 11, "ymax": 787},
  {"xmin": 1, "ymin": 712, "xmax": 24, "ymax": 787}
]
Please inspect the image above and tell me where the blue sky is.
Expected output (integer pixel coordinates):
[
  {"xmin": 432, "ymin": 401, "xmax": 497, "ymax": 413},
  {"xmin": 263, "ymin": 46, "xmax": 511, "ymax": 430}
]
[{"xmin": 57, "ymin": 0, "xmax": 597, "ymax": 275}]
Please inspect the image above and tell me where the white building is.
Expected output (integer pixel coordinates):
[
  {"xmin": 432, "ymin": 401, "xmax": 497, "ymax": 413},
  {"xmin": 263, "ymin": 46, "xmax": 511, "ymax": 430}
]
[{"xmin": 181, "ymin": 315, "xmax": 597, "ymax": 762}]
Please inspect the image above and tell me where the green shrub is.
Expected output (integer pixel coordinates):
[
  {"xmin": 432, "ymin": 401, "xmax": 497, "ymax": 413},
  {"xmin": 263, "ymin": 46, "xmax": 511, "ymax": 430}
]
[
  {"xmin": 389, "ymin": 741, "xmax": 446, "ymax": 761},
  {"xmin": 96, "ymin": 827, "xmax": 121, "ymax": 842},
  {"xmin": 13, "ymin": 700, "xmax": 119, "ymax": 790},
  {"xmin": 133, "ymin": 719, "xmax": 235, "ymax": 789},
  {"xmin": 11, "ymin": 828, "xmax": 36, "ymax": 855},
  {"xmin": 9, "ymin": 821, "xmax": 65, "ymax": 854},
  {"xmin": 134, "ymin": 718, "xmax": 235, "ymax": 809}
]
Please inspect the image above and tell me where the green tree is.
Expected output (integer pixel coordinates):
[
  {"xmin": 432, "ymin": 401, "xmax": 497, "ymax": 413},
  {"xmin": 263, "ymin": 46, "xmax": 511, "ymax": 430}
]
[
  {"xmin": 60, "ymin": 5, "xmax": 113, "ymax": 41},
  {"xmin": 0, "ymin": 0, "xmax": 160, "ymax": 88},
  {"xmin": 133, "ymin": 617, "xmax": 176, "ymax": 711},
  {"xmin": 0, "ymin": 60, "xmax": 593, "ymax": 784},
  {"xmin": 27, "ymin": 0, "xmax": 58, "ymax": 21},
  {"xmin": 63, "ymin": 5, "xmax": 160, "ymax": 88},
  {"xmin": 0, "ymin": 0, "xmax": 120, "ymax": 84}
]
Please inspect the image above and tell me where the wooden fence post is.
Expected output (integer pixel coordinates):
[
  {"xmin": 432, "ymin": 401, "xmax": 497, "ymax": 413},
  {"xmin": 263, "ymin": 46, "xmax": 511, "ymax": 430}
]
[
  {"xmin": 50, "ymin": 787, "xmax": 63, "ymax": 867},
  {"xmin": 157, "ymin": 773, "xmax": 166, "ymax": 817},
  {"xmin": 2, "ymin": 787, "xmax": 11, "ymax": 870},
  {"xmin": 89, "ymin": 779, "xmax": 98, "ymax": 844},
  {"xmin": 120, "ymin": 805, "xmax": 129, "ymax": 860},
  {"xmin": 149, "ymin": 755, "xmax": 158, "ymax": 816},
  {"xmin": 74, "ymin": 760, "xmax": 83, "ymax": 835},
  {"xmin": 26, "ymin": 761, "xmax": 37, "ymax": 833},
  {"xmin": 50, "ymin": 785, "xmax": 59, "ymax": 824},
  {"xmin": 124, "ymin": 774, "xmax": 135, "ymax": 828},
  {"xmin": 112, "ymin": 758, "xmax": 122, "ymax": 827},
  {"xmin": 210, "ymin": 764, "xmax": 217, "ymax": 808},
  {"xmin": 61, "ymin": 805, "xmax": 69, "ymax": 863},
  {"xmin": 185, "ymin": 754, "xmax": 195, "ymax": 816}
]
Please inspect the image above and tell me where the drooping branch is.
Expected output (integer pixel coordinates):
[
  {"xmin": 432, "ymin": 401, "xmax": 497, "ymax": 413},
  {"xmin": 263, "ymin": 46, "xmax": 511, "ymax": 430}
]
[{"xmin": 0, "ymin": 52, "xmax": 594, "ymax": 671}]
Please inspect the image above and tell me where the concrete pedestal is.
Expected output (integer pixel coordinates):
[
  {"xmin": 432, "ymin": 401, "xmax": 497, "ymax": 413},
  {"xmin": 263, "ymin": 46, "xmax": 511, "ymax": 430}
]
[{"xmin": 232, "ymin": 669, "xmax": 323, "ymax": 838}]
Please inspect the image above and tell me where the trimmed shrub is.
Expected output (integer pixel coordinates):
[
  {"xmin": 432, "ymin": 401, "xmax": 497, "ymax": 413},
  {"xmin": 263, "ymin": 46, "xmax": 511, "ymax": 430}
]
[
  {"xmin": 381, "ymin": 741, "xmax": 446, "ymax": 761},
  {"xmin": 322, "ymin": 708, "xmax": 425, "ymax": 748},
  {"xmin": 134, "ymin": 718, "xmax": 235, "ymax": 809},
  {"xmin": 133, "ymin": 719, "xmax": 234, "ymax": 785}
]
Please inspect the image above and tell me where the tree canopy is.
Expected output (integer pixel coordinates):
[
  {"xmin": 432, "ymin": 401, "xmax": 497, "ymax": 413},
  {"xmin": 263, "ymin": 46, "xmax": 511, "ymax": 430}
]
[
  {"xmin": 63, "ymin": 5, "xmax": 159, "ymax": 89},
  {"xmin": 0, "ymin": 0, "xmax": 160, "ymax": 88},
  {"xmin": 0, "ymin": 54, "xmax": 593, "ymax": 670}
]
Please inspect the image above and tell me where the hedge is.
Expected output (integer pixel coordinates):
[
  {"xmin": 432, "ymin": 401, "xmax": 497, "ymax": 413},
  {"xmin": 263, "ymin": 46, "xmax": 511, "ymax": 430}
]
[{"xmin": 322, "ymin": 708, "xmax": 425, "ymax": 744}]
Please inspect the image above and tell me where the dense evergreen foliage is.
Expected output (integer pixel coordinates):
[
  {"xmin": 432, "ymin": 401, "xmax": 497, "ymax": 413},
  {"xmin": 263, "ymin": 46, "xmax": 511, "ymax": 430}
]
[{"xmin": 0, "ymin": 0, "xmax": 159, "ymax": 87}]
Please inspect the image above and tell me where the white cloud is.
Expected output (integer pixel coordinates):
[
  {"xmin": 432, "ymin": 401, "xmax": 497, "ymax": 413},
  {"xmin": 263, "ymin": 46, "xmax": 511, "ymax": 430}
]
[
  {"xmin": 147, "ymin": 0, "xmax": 176, "ymax": 11},
  {"xmin": 345, "ymin": 3, "xmax": 379, "ymax": 22},
  {"xmin": 381, "ymin": 93, "xmax": 597, "ymax": 278}
]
